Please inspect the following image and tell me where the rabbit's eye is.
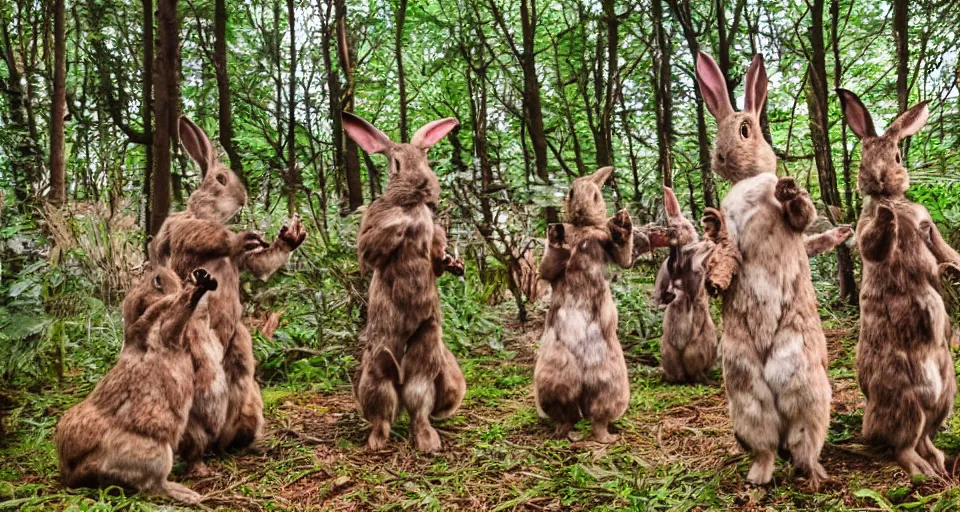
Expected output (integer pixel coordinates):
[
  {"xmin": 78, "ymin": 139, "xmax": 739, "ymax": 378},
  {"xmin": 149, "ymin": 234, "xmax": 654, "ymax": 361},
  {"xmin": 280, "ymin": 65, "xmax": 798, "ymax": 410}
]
[
  {"xmin": 394, "ymin": 159, "xmax": 402, "ymax": 174},
  {"xmin": 739, "ymin": 121, "xmax": 750, "ymax": 139},
  {"xmin": 568, "ymin": 189, "xmax": 575, "ymax": 201},
  {"xmin": 216, "ymin": 174, "xmax": 227, "ymax": 185},
  {"xmin": 895, "ymin": 152, "xmax": 902, "ymax": 164},
  {"xmin": 153, "ymin": 276, "xmax": 163, "ymax": 290}
]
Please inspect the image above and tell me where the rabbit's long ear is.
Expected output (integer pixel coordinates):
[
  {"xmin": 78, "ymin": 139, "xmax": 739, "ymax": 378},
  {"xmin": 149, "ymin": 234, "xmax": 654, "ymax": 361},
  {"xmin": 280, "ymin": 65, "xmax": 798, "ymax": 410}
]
[
  {"xmin": 885, "ymin": 100, "xmax": 930, "ymax": 141},
  {"xmin": 836, "ymin": 88, "xmax": 877, "ymax": 139},
  {"xmin": 744, "ymin": 54, "xmax": 768, "ymax": 114},
  {"xmin": 342, "ymin": 111, "xmax": 391, "ymax": 154},
  {"xmin": 179, "ymin": 116, "xmax": 217, "ymax": 175},
  {"xmin": 411, "ymin": 118, "xmax": 459, "ymax": 150},
  {"xmin": 589, "ymin": 166, "xmax": 615, "ymax": 187},
  {"xmin": 696, "ymin": 51, "xmax": 734, "ymax": 121},
  {"xmin": 663, "ymin": 186, "xmax": 681, "ymax": 219}
]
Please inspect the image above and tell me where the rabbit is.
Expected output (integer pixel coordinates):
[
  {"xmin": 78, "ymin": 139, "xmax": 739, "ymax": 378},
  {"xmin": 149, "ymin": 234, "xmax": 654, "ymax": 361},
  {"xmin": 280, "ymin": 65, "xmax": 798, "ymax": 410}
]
[
  {"xmin": 654, "ymin": 189, "xmax": 852, "ymax": 386},
  {"xmin": 533, "ymin": 166, "xmax": 634, "ymax": 443},
  {"xmin": 148, "ymin": 116, "xmax": 307, "ymax": 475},
  {"xmin": 343, "ymin": 112, "xmax": 467, "ymax": 453},
  {"xmin": 653, "ymin": 187, "xmax": 718, "ymax": 385},
  {"xmin": 696, "ymin": 51, "xmax": 831, "ymax": 490},
  {"xmin": 837, "ymin": 88, "xmax": 960, "ymax": 478},
  {"xmin": 56, "ymin": 266, "xmax": 217, "ymax": 504}
]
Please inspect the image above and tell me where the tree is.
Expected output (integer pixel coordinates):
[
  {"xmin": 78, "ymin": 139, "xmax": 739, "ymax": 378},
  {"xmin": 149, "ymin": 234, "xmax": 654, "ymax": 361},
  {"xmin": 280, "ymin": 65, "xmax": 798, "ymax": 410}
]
[
  {"xmin": 48, "ymin": 0, "xmax": 67, "ymax": 206},
  {"xmin": 335, "ymin": 0, "xmax": 364, "ymax": 212},
  {"xmin": 150, "ymin": 0, "xmax": 180, "ymax": 235},
  {"xmin": 806, "ymin": 0, "xmax": 858, "ymax": 303},
  {"xmin": 215, "ymin": 0, "xmax": 244, "ymax": 183}
]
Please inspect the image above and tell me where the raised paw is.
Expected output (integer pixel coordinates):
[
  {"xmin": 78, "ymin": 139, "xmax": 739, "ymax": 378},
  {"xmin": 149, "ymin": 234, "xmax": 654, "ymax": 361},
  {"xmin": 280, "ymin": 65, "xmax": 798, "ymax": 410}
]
[
  {"xmin": 832, "ymin": 225, "xmax": 853, "ymax": 244},
  {"xmin": 442, "ymin": 254, "xmax": 466, "ymax": 277},
  {"xmin": 645, "ymin": 225, "xmax": 671, "ymax": 249},
  {"xmin": 701, "ymin": 207, "xmax": 727, "ymax": 242},
  {"xmin": 548, "ymin": 223, "xmax": 566, "ymax": 247},
  {"xmin": 239, "ymin": 230, "xmax": 269, "ymax": 252},
  {"xmin": 191, "ymin": 268, "xmax": 218, "ymax": 291},
  {"xmin": 278, "ymin": 214, "xmax": 308, "ymax": 250},
  {"xmin": 775, "ymin": 176, "xmax": 801, "ymax": 203},
  {"xmin": 607, "ymin": 209, "xmax": 633, "ymax": 243}
]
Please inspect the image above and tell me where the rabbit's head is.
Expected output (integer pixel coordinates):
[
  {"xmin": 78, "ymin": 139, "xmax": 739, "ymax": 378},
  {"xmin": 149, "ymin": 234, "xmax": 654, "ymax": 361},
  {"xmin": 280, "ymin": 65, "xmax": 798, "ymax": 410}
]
[
  {"xmin": 342, "ymin": 112, "xmax": 459, "ymax": 209},
  {"xmin": 837, "ymin": 89, "xmax": 929, "ymax": 198},
  {"xmin": 122, "ymin": 262, "xmax": 182, "ymax": 326},
  {"xmin": 663, "ymin": 186, "xmax": 698, "ymax": 246},
  {"xmin": 180, "ymin": 117, "xmax": 248, "ymax": 222},
  {"xmin": 564, "ymin": 166, "xmax": 614, "ymax": 227},
  {"xmin": 696, "ymin": 52, "xmax": 776, "ymax": 183}
]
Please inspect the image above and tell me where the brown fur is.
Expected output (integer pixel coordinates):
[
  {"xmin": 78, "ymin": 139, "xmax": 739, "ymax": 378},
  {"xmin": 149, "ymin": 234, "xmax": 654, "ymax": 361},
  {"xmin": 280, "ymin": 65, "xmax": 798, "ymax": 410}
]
[
  {"xmin": 654, "ymin": 187, "xmax": 718, "ymax": 384},
  {"xmin": 344, "ymin": 112, "xmax": 466, "ymax": 452},
  {"xmin": 838, "ymin": 88, "xmax": 959, "ymax": 478},
  {"xmin": 804, "ymin": 226, "xmax": 853, "ymax": 257},
  {"xmin": 534, "ymin": 167, "xmax": 633, "ymax": 442},
  {"xmin": 148, "ymin": 117, "xmax": 306, "ymax": 474},
  {"xmin": 697, "ymin": 52, "xmax": 831, "ymax": 489},
  {"xmin": 55, "ymin": 267, "xmax": 217, "ymax": 504}
]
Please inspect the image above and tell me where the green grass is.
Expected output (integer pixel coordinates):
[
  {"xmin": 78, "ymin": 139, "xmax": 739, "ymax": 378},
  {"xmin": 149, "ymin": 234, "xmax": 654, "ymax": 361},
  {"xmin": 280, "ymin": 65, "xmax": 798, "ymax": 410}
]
[{"xmin": 6, "ymin": 280, "xmax": 960, "ymax": 510}]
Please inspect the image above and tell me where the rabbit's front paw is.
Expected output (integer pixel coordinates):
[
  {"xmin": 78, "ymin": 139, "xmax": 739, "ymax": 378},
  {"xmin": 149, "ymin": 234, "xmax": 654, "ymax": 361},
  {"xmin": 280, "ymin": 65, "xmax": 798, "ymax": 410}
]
[
  {"xmin": 237, "ymin": 230, "xmax": 269, "ymax": 253},
  {"xmin": 441, "ymin": 254, "xmax": 466, "ymax": 277},
  {"xmin": 939, "ymin": 262, "xmax": 960, "ymax": 281},
  {"xmin": 191, "ymin": 268, "xmax": 219, "ymax": 291},
  {"xmin": 775, "ymin": 176, "xmax": 801, "ymax": 203},
  {"xmin": 278, "ymin": 215, "xmax": 308, "ymax": 250},
  {"xmin": 548, "ymin": 224, "xmax": 566, "ymax": 247},
  {"xmin": 701, "ymin": 207, "xmax": 727, "ymax": 242},
  {"xmin": 608, "ymin": 209, "xmax": 633, "ymax": 243}
]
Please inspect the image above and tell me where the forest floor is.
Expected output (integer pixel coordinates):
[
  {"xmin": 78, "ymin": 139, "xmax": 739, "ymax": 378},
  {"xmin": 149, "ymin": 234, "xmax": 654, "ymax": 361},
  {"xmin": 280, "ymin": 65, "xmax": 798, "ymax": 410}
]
[{"xmin": 4, "ymin": 300, "xmax": 960, "ymax": 510}]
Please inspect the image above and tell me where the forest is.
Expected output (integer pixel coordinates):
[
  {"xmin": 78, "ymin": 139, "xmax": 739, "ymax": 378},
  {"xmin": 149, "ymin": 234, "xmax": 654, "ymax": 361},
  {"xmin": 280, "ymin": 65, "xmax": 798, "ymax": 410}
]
[{"xmin": 3, "ymin": 0, "xmax": 960, "ymax": 509}]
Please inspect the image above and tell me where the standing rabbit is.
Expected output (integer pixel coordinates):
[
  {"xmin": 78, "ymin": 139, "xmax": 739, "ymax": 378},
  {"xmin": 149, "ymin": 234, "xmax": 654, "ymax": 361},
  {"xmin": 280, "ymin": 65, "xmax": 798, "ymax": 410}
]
[
  {"xmin": 149, "ymin": 117, "xmax": 307, "ymax": 474},
  {"xmin": 343, "ymin": 112, "xmax": 466, "ymax": 453},
  {"xmin": 654, "ymin": 187, "xmax": 719, "ymax": 385},
  {"xmin": 534, "ymin": 166, "xmax": 634, "ymax": 442},
  {"xmin": 56, "ymin": 266, "xmax": 217, "ymax": 504},
  {"xmin": 838, "ymin": 89, "xmax": 960, "ymax": 478},
  {"xmin": 696, "ymin": 52, "xmax": 831, "ymax": 489},
  {"xmin": 655, "ymin": 187, "xmax": 852, "ymax": 386}
]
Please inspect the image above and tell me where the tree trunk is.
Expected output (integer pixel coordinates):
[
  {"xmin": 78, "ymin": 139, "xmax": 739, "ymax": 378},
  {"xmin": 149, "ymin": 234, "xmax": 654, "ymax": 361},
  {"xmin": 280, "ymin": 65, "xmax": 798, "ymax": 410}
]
[
  {"xmin": 666, "ymin": 0, "xmax": 716, "ymax": 208},
  {"xmin": 596, "ymin": 0, "xmax": 618, "ymax": 168},
  {"xmin": 142, "ymin": 0, "xmax": 154, "ymax": 238},
  {"xmin": 48, "ymin": 0, "xmax": 67, "ymax": 206},
  {"xmin": 335, "ymin": 0, "xmax": 364, "ymax": 212},
  {"xmin": 893, "ymin": 0, "xmax": 913, "ymax": 158},
  {"xmin": 286, "ymin": 0, "xmax": 299, "ymax": 214},
  {"xmin": 830, "ymin": 0, "xmax": 854, "ymax": 219},
  {"xmin": 652, "ymin": 0, "xmax": 673, "ymax": 188},
  {"xmin": 395, "ymin": 0, "xmax": 409, "ymax": 142},
  {"xmin": 320, "ymin": 1, "xmax": 346, "ymax": 208},
  {"xmin": 519, "ymin": 0, "xmax": 548, "ymax": 183},
  {"xmin": 151, "ymin": 0, "xmax": 179, "ymax": 235},
  {"xmin": 214, "ymin": 0, "xmax": 244, "ymax": 183},
  {"xmin": 807, "ymin": 0, "xmax": 858, "ymax": 304},
  {"xmin": 1, "ymin": 20, "xmax": 42, "ymax": 206}
]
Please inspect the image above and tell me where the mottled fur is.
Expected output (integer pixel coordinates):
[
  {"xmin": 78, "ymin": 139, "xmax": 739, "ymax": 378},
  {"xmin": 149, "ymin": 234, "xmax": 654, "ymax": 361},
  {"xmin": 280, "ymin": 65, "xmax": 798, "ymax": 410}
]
[
  {"xmin": 344, "ymin": 113, "xmax": 466, "ymax": 452},
  {"xmin": 804, "ymin": 226, "xmax": 853, "ymax": 257},
  {"xmin": 534, "ymin": 167, "xmax": 633, "ymax": 442},
  {"xmin": 838, "ymin": 89, "xmax": 959, "ymax": 478},
  {"xmin": 56, "ymin": 267, "xmax": 217, "ymax": 504},
  {"xmin": 654, "ymin": 187, "xmax": 718, "ymax": 384},
  {"xmin": 697, "ymin": 52, "xmax": 831, "ymax": 489},
  {"xmin": 148, "ymin": 117, "xmax": 306, "ymax": 474}
]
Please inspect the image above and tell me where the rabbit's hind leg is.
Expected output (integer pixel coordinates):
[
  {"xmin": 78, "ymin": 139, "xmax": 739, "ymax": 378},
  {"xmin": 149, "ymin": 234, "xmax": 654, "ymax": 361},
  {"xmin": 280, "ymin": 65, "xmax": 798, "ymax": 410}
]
[{"xmin": 431, "ymin": 344, "xmax": 465, "ymax": 420}]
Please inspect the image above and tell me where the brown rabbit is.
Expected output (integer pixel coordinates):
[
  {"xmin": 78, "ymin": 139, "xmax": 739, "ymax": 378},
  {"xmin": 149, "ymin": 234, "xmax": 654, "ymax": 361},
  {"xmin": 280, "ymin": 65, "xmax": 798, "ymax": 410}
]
[
  {"xmin": 654, "ymin": 187, "xmax": 718, "ymax": 385},
  {"xmin": 655, "ymin": 192, "xmax": 851, "ymax": 385},
  {"xmin": 149, "ymin": 116, "xmax": 307, "ymax": 474},
  {"xmin": 696, "ymin": 52, "xmax": 831, "ymax": 489},
  {"xmin": 838, "ymin": 88, "xmax": 960, "ymax": 478},
  {"xmin": 56, "ymin": 266, "xmax": 217, "ymax": 504},
  {"xmin": 343, "ymin": 112, "xmax": 466, "ymax": 452},
  {"xmin": 534, "ymin": 166, "xmax": 634, "ymax": 442}
]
